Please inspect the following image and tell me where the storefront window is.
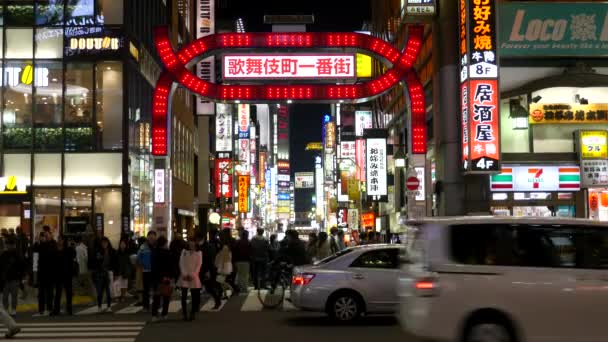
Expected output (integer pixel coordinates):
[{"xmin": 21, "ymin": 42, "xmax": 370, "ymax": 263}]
[
  {"xmin": 94, "ymin": 188, "xmax": 122, "ymax": 245},
  {"xmin": 6, "ymin": 2, "xmax": 35, "ymax": 26},
  {"xmin": 96, "ymin": 61, "xmax": 122, "ymax": 150},
  {"xmin": 3, "ymin": 61, "xmax": 33, "ymax": 150},
  {"xmin": 65, "ymin": 62, "xmax": 93, "ymax": 150},
  {"xmin": 514, "ymin": 192, "xmax": 552, "ymax": 200},
  {"xmin": 36, "ymin": 0, "xmax": 65, "ymax": 26},
  {"xmin": 63, "ymin": 188, "xmax": 92, "ymax": 236},
  {"xmin": 34, "ymin": 188, "xmax": 61, "ymax": 240},
  {"xmin": 5, "ymin": 28, "xmax": 33, "ymax": 59},
  {"xmin": 35, "ymin": 28, "xmax": 63, "ymax": 59},
  {"xmin": 34, "ymin": 61, "xmax": 62, "ymax": 150},
  {"xmin": 97, "ymin": 0, "xmax": 122, "ymax": 25}
]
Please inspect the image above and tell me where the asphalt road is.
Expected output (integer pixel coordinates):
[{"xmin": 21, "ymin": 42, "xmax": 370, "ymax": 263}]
[{"xmin": 7, "ymin": 310, "xmax": 414, "ymax": 342}]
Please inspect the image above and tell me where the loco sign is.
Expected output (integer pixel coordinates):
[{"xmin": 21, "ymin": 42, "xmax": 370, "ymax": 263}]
[{"xmin": 152, "ymin": 26, "xmax": 425, "ymax": 156}]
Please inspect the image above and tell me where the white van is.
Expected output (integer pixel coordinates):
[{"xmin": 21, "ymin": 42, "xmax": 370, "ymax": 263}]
[{"xmin": 398, "ymin": 217, "xmax": 608, "ymax": 342}]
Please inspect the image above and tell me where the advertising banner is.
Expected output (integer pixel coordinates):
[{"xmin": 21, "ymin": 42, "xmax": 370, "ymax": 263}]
[
  {"xmin": 337, "ymin": 207, "xmax": 348, "ymax": 229},
  {"xmin": 356, "ymin": 139, "xmax": 366, "ymax": 181},
  {"xmin": 237, "ymin": 175, "xmax": 250, "ymax": 213},
  {"xmin": 196, "ymin": 0, "xmax": 215, "ymax": 115},
  {"xmin": 499, "ymin": 2, "xmax": 608, "ymax": 57},
  {"xmin": 576, "ymin": 130, "xmax": 608, "ymax": 188},
  {"xmin": 238, "ymin": 104, "xmax": 250, "ymax": 171},
  {"xmin": 277, "ymin": 105, "xmax": 290, "ymax": 158},
  {"xmin": 294, "ymin": 172, "xmax": 314, "ymax": 189},
  {"xmin": 355, "ymin": 111, "xmax": 373, "ymax": 137},
  {"xmin": 347, "ymin": 208, "xmax": 359, "ymax": 230},
  {"xmin": 459, "ymin": 0, "xmax": 501, "ymax": 173},
  {"xmin": 365, "ymin": 130, "xmax": 388, "ymax": 202},
  {"xmin": 154, "ymin": 169, "xmax": 165, "ymax": 203},
  {"xmin": 530, "ymin": 104, "xmax": 608, "ymax": 124},
  {"xmin": 214, "ymin": 158, "xmax": 232, "ymax": 198},
  {"xmin": 215, "ymin": 103, "xmax": 233, "ymax": 152},
  {"xmin": 223, "ymin": 54, "xmax": 355, "ymax": 79}
]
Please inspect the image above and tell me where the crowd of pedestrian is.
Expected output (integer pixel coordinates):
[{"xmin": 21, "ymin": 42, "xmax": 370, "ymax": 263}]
[{"xmin": 0, "ymin": 223, "xmax": 389, "ymax": 337}]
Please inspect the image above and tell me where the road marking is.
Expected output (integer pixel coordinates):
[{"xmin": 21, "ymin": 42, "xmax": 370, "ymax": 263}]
[
  {"xmin": 75, "ymin": 306, "xmax": 103, "ymax": 315},
  {"xmin": 168, "ymin": 300, "xmax": 182, "ymax": 313},
  {"xmin": 0, "ymin": 339, "xmax": 135, "ymax": 342},
  {"xmin": 115, "ymin": 304, "xmax": 143, "ymax": 314},
  {"xmin": 0, "ymin": 327, "xmax": 142, "ymax": 332},
  {"xmin": 240, "ymin": 291, "xmax": 264, "ymax": 311},
  {"xmin": 12, "ymin": 322, "xmax": 145, "ymax": 327},
  {"xmin": 200, "ymin": 299, "xmax": 226, "ymax": 312},
  {"xmin": 5, "ymin": 332, "xmax": 140, "ymax": 337}
]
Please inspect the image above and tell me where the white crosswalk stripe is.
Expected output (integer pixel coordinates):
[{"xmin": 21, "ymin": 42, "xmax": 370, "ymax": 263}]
[
  {"xmin": 0, "ymin": 321, "xmax": 145, "ymax": 341},
  {"xmin": 68, "ymin": 291, "xmax": 299, "ymax": 316}
]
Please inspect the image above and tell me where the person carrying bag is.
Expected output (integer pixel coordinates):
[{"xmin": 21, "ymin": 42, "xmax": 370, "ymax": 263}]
[{"xmin": 214, "ymin": 244, "xmax": 233, "ymax": 298}]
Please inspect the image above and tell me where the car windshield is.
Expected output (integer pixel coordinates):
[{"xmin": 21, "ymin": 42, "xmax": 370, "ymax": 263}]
[{"xmin": 314, "ymin": 248, "xmax": 354, "ymax": 265}]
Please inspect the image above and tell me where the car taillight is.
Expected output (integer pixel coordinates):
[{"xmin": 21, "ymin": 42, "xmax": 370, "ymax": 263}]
[
  {"xmin": 292, "ymin": 273, "xmax": 315, "ymax": 286},
  {"xmin": 414, "ymin": 277, "xmax": 438, "ymax": 296}
]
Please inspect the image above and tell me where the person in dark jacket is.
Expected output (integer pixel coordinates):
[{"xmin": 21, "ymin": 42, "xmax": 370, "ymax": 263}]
[
  {"xmin": 151, "ymin": 236, "xmax": 173, "ymax": 321},
  {"xmin": 0, "ymin": 238, "xmax": 21, "ymax": 338},
  {"xmin": 91, "ymin": 237, "xmax": 117, "ymax": 313},
  {"xmin": 52, "ymin": 235, "xmax": 76, "ymax": 315},
  {"xmin": 115, "ymin": 239, "xmax": 133, "ymax": 302},
  {"xmin": 34, "ymin": 228, "xmax": 57, "ymax": 316},
  {"xmin": 0, "ymin": 237, "xmax": 25, "ymax": 316},
  {"xmin": 251, "ymin": 229, "xmax": 270, "ymax": 290},
  {"xmin": 233, "ymin": 230, "xmax": 252, "ymax": 292},
  {"xmin": 199, "ymin": 229, "xmax": 222, "ymax": 309},
  {"xmin": 169, "ymin": 236, "xmax": 186, "ymax": 281},
  {"xmin": 279, "ymin": 230, "xmax": 309, "ymax": 266}
]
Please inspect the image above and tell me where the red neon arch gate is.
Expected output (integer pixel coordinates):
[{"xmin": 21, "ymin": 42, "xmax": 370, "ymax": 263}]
[{"xmin": 152, "ymin": 26, "xmax": 426, "ymax": 156}]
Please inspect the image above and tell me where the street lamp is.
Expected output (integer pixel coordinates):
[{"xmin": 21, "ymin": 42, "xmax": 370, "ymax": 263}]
[{"xmin": 393, "ymin": 146, "xmax": 407, "ymax": 168}]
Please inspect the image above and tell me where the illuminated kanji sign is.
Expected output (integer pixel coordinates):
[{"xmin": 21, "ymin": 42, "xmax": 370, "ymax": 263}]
[
  {"xmin": 152, "ymin": 26, "xmax": 426, "ymax": 156},
  {"xmin": 459, "ymin": 0, "xmax": 500, "ymax": 173},
  {"xmin": 223, "ymin": 54, "xmax": 355, "ymax": 79}
]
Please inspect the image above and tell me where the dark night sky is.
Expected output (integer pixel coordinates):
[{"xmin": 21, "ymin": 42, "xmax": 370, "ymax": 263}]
[{"xmin": 221, "ymin": 0, "xmax": 371, "ymax": 211}]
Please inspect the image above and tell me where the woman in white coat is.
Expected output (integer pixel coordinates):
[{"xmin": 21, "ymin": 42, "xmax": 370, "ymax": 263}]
[{"xmin": 178, "ymin": 239, "xmax": 202, "ymax": 321}]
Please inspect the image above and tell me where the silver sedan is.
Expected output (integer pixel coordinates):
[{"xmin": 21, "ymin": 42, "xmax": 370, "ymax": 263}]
[{"xmin": 290, "ymin": 244, "xmax": 404, "ymax": 321}]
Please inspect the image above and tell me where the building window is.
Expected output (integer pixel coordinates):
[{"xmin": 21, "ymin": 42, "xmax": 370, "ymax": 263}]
[
  {"xmin": 6, "ymin": 2, "xmax": 35, "ymax": 26},
  {"xmin": 36, "ymin": 0, "xmax": 65, "ymax": 26},
  {"xmin": 33, "ymin": 153, "xmax": 61, "ymax": 185},
  {"xmin": 97, "ymin": 0, "xmax": 122, "ymax": 25},
  {"xmin": 34, "ymin": 61, "xmax": 63, "ymax": 150},
  {"xmin": 3, "ymin": 153, "xmax": 31, "ymax": 184},
  {"xmin": 34, "ymin": 188, "xmax": 61, "ymax": 239},
  {"xmin": 3, "ymin": 61, "xmax": 33, "ymax": 150},
  {"xmin": 95, "ymin": 61, "xmax": 123, "ymax": 150},
  {"xmin": 65, "ymin": 62, "xmax": 93, "ymax": 151},
  {"xmin": 5, "ymin": 28, "xmax": 33, "ymax": 59},
  {"xmin": 64, "ymin": 153, "xmax": 122, "ymax": 186},
  {"xmin": 35, "ymin": 27, "xmax": 63, "ymax": 59},
  {"xmin": 63, "ymin": 187, "xmax": 92, "ymax": 235},
  {"xmin": 94, "ymin": 188, "xmax": 122, "ymax": 243}
]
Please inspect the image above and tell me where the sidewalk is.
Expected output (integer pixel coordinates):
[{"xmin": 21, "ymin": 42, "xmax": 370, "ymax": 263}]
[{"xmin": 13, "ymin": 286, "xmax": 94, "ymax": 313}]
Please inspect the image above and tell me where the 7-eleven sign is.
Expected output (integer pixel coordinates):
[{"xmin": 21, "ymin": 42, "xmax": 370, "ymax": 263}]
[{"xmin": 491, "ymin": 165, "xmax": 580, "ymax": 192}]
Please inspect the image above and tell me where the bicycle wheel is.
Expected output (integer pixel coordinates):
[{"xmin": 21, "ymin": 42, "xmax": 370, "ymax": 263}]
[{"xmin": 257, "ymin": 280, "xmax": 285, "ymax": 309}]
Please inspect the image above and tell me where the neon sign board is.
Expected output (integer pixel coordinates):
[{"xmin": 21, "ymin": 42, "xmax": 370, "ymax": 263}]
[
  {"xmin": 223, "ymin": 54, "xmax": 355, "ymax": 79},
  {"xmin": 152, "ymin": 26, "xmax": 426, "ymax": 156}
]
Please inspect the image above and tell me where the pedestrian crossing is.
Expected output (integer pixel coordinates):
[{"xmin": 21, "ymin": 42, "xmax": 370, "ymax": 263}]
[
  {"xmin": 0, "ymin": 321, "xmax": 145, "ymax": 341},
  {"xmin": 53, "ymin": 290, "xmax": 298, "ymax": 317}
]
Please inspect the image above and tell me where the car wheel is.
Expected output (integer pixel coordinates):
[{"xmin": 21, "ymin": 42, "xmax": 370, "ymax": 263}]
[
  {"xmin": 466, "ymin": 323, "xmax": 512, "ymax": 342},
  {"xmin": 329, "ymin": 294, "xmax": 361, "ymax": 322}
]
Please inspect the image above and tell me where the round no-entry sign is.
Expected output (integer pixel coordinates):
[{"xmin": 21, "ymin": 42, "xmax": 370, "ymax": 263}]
[{"xmin": 406, "ymin": 177, "xmax": 420, "ymax": 191}]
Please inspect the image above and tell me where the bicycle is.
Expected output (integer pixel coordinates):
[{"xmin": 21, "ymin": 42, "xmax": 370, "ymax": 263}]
[{"xmin": 256, "ymin": 261, "xmax": 293, "ymax": 309}]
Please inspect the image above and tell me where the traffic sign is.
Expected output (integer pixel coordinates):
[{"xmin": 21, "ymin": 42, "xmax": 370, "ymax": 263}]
[{"xmin": 406, "ymin": 176, "xmax": 420, "ymax": 191}]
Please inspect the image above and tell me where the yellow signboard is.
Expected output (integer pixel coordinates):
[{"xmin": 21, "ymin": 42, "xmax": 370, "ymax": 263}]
[
  {"xmin": 0, "ymin": 176, "xmax": 27, "ymax": 194},
  {"xmin": 347, "ymin": 179, "xmax": 360, "ymax": 201},
  {"xmin": 356, "ymin": 53, "xmax": 372, "ymax": 78},
  {"xmin": 529, "ymin": 103, "xmax": 608, "ymax": 124},
  {"xmin": 237, "ymin": 175, "xmax": 250, "ymax": 213},
  {"xmin": 580, "ymin": 131, "xmax": 608, "ymax": 159}
]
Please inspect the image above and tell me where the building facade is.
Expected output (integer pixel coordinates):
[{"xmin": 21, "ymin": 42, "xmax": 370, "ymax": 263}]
[{"xmin": 0, "ymin": 0, "xmax": 196, "ymax": 245}]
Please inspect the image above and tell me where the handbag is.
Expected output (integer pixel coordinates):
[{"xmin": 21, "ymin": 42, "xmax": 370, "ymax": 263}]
[{"xmin": 159, "ymin": 278, "xmax": 173, "ymax": 297}]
